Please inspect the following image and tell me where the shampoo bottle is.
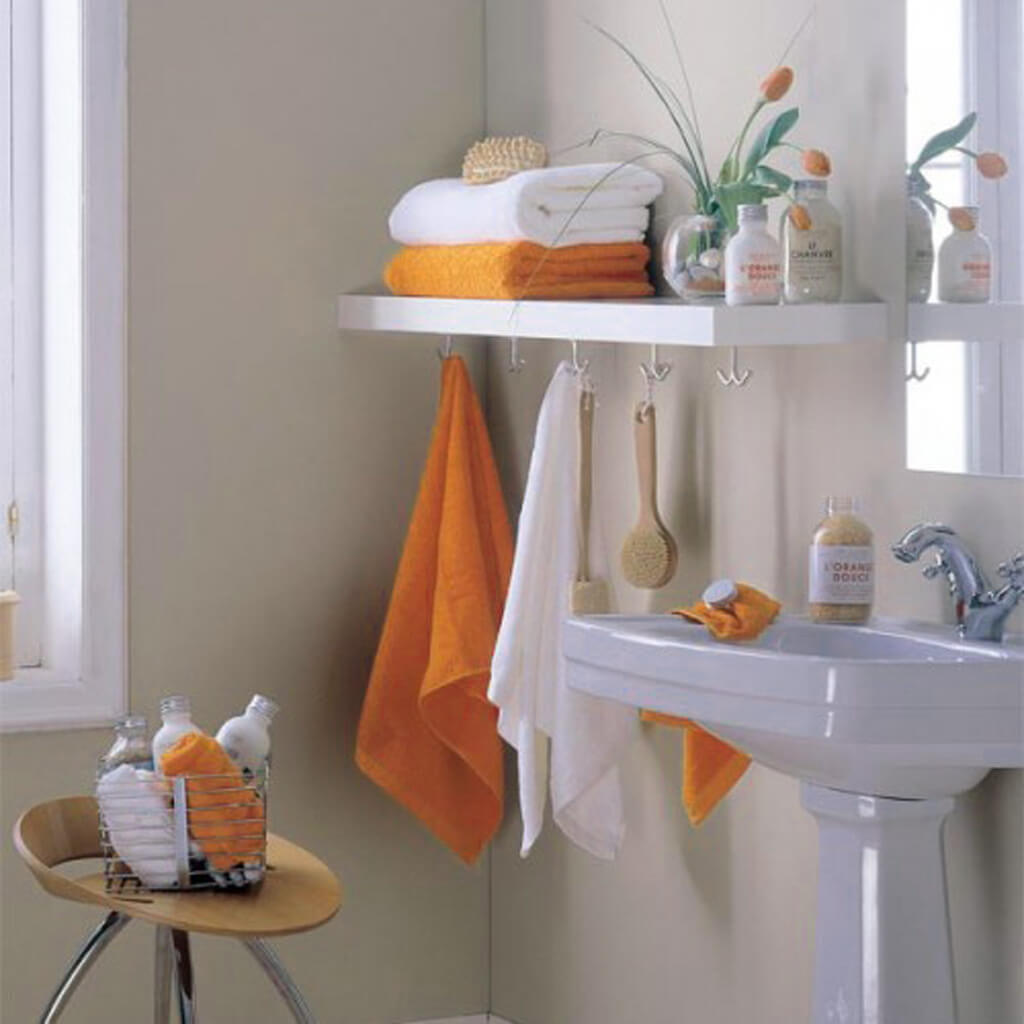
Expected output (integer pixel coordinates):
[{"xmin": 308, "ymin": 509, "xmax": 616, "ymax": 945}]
[{"xmin": 216, "ymin": 694, "xmax": 278, "ymax": 776}]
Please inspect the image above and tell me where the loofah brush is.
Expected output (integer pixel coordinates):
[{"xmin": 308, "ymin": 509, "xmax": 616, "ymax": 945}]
[
  {"xmin": 462, "ymin": 136, "xmax": 547, "ymax": 185},
  {"xmin": 570, "ymin": 388, "xmax": 611, "ymax": 615},
  {"xmin": 621, "ymin": 403, "xmax": 677, "ymax": 589}
]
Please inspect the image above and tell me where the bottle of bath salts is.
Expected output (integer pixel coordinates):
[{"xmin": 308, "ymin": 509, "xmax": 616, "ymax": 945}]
[
  {"xmin": 101, "ymin": 714, "xmax": 153, "ymax": 773},
  {"xmin": 808, "ymin": 497, "xmax": 874, "ymax": 624},
  {"xmin": 906, "ymin": 179, "xmax": 935, "ymax": 302},
  {"xmin": 938, "ymin": 206, "xmax": 991, "ymax": 302},
  {"xmin": 152, "ymin": 696, "xmax": 205, "ymax": 771},
  {"xmin": 216, "ymin": 694, "xmax": 278, "ymax": 777},
  {"xmin": 725, "ymin": 203, "xmax": 781, "ymax": 305},
  {"xmin": 782, "ymin": 179, "xmax": 842, "ymax": 303}
]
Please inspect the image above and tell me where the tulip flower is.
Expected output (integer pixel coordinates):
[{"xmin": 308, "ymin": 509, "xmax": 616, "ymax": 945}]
[
  {"xmin": 976, "ymin": 151, "xmax": 1008, "ymax": 179},
  {"xmin": 948, "ymin": 206, "xmax": 976, "ymax": 231},
  {"xmin": 760, "ymin": 67, "xmax": 794, "ymax": 102},
  {"xmin": 802, "ymin": 148, "xmax": 832, "ymax": 177},
  {"xmin": 787, "ymin": 203, "xmax": 812, "ymax": 230}
]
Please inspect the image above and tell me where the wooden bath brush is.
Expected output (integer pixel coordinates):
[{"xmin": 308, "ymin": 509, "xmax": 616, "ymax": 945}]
[
  {"xmin": 570, "ymin": 387, "xmax": 611, "ymax": 614},
  {"xmin": 621, "ymin": 403, "xmax": 677, "ymax": 589}
]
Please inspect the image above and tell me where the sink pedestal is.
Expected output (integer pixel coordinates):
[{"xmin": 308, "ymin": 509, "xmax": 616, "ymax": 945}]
[{"xmin": 803, "ymin": 783, "xmax": 956, "ymax": 1024}]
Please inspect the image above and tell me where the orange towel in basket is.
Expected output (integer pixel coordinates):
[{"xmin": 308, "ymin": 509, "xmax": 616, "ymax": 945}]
[
  {"xmin": 384, "ymin": 241, "xmax": 654, "ymax": 299},
  {"xmin": 160, "ymin": 733, "xmax": 265, "ymax": 869},
  {"xmin": 641, "ymin": 585, "xmax": 781, "ymax": 825},
  {"xmin": 356, "ymin": 355, "xmax": 513, "ymax": 864}
]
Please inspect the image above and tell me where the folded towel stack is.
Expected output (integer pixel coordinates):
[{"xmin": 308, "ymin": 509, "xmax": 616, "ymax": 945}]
[{"xmin": 385, "ymin": 163, "xmax": 664, "ymax": 300}]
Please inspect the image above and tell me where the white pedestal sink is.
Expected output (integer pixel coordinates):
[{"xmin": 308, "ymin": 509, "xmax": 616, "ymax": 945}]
[{"xmin": 563, "ymin": 615, "xmax": 1024, "ymax": 1024}]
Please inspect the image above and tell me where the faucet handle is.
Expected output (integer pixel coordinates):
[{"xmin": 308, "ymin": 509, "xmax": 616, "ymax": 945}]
[
  {"xmin": 997, "ymin": 553, "xmax": 1024, "ymax": 589},
  {"xmin": 922, "ymin": 555, "xmax": 948, "ymax": 581}
]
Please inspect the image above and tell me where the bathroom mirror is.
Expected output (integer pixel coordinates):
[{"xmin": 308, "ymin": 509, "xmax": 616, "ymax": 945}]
[{"xmin": 905, "ymin": 0, "xmax": 1024, "ymax": 476}]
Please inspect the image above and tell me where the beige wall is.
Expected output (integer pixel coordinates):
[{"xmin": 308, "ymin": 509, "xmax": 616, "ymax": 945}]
[
  {"xmin": 1, "ymin": 2, "xmax": 490, "ymax": 1021},
  {"xmin": 485, "ymin": 1, "xmax": 1023, "ymax": 1022}
]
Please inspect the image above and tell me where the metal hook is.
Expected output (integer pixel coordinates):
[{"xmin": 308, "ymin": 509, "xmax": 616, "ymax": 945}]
[
  {"xmin": 905, "ymin": 341, "xmax": 931, "ymax": 383},
  {"xmin": 570, "ymin": 339, "xmax": 590, "ymax": 376},
  {"xmin": 508, "ymin": 336, "xmax": 526, "ymax": 373},
  {"xmin": 716, "ymin": 347, "xmax": 752, "ymax": 387},
  {"xmin": 639, "ymin": 343, "xmax": 672, "ymax": 410},
  {"xmin": 437, "ymin": 334, "xmax": 454, "ymax": 361}
]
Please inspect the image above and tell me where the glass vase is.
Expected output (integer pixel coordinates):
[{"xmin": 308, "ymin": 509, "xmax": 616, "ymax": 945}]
[{"xmin": 661, "ymin": 212, "xmax": 728, "ymax": 303}]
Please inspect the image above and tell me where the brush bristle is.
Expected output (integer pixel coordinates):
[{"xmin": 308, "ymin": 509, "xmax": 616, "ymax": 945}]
[
  {"xmin": 569, "ymin": 578, "xmax": 611, "ymax": 615},
  {"xmin": 621, "ymin": 529, "xmax": 673, "ymax": 589}
]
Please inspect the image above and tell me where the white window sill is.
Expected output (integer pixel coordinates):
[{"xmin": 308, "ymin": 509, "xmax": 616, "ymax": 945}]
[{"xmin": 0, "ymin": 667, "xmax": 123, "ymax": 732}]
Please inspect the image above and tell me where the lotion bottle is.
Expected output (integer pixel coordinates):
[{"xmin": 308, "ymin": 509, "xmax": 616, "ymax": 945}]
[
  {"xmin": 725, "ymin": 203, "xmax": 781, "ymax": 305},
  {"xmin": 781, "ymin": 179, "xmax": 842, "ymax": 303},
  {"xmin": 152, "ymin": 695, "xmax": 204, "ymax": 771},
  {"xmin": 216, "ymin": 694, "xmax": 278, "ymax": 776},
  {"xmin": 938, "ymin": 206, "xmax": 992, "ymax": 302}
]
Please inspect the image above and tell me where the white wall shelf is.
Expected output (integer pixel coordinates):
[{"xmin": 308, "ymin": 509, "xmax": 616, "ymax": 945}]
[
  {"xmin": 337, "ymin": 290, "xmax": 890, "ymax": 348},
  {"xmin": 908, "ymin": 302, "xmax": 1024, "ymax": 343}
]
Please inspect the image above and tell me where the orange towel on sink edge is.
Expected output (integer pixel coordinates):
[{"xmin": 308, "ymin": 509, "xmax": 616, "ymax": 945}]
[
  {"xmin": 356, "ymin": 355, "xmax": 513, "ymax": 864},
  {"xmin": 384, "ymin": 241, "xmax": 654, "ymax": 299},
  {"xmin": 641, "ymin": 584, "xmax": 781, "ymax": 825}
]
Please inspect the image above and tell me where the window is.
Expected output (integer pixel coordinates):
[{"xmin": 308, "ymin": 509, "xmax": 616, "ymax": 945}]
[{"xmin": 1, "ymin": 0, "xmax": 125, "ymax": 731}]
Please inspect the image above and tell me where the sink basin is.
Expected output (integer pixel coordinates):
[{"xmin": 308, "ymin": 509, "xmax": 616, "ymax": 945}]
[
  {"xmin": 563, "ymin": 613, "xmax": 1024, "ymax": 1024},
  {"xmin": 563, "ymin": 614, "xmax": 1024, "ymax": 798}
]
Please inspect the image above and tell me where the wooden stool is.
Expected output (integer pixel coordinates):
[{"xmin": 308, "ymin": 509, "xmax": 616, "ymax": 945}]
[{"xmin": 14, "ymin": 796, "xmax": 342, "ymax": 1023}]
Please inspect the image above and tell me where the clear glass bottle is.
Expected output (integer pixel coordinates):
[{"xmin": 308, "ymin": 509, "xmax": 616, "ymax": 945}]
[
  {"xmin": 808, "ymin": 497, "xmax": 874, "ymax": 624},
  {"xmin": 725, "ymin": 203, "xmax": 781, "ymax": 306},
  {"xmin": 937, "ymin": 206, "xmax": 992, "ymax": 303},
  {"xmin": 781, "ymin": 179, "xmax": 842, "ymax": 303},
  {"xmin": 215, "ymin": 694, "xmax": 278, "ymax": 777},
  {"xmin": 101, "ymin": 714, "xmax": 152, "ymax": 772},
  {"xmin": 152, "ymin": 695, "xmax": 204, "ymax": 771},
  {"xmin": 906, "ymin": 179, "xmax": 935, "ymax": 302}
]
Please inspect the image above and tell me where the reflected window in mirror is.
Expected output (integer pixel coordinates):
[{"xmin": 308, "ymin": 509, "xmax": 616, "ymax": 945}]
[{"xmin": 906, "ymin": 0, "xmax": 1024, "ymax": 477}]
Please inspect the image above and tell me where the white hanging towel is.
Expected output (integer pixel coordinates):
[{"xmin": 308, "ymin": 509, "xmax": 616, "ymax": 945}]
[{"xmin": 489, "ymin": 362, "xmax": 639, "ymax": 859}]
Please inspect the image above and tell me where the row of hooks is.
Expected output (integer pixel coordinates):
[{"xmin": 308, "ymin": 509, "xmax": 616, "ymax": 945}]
[{"xmin": 439, "ymin": 335, "xmax": 753, "ymax": 389}]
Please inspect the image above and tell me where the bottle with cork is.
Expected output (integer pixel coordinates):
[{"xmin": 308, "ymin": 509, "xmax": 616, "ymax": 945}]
[{"xmin": 808, "ymin": 497, "xmax": 874, "ymax": 624}]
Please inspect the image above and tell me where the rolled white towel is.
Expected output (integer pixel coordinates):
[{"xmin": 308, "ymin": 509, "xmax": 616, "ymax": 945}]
[
  {"xmin": 388, "ymin": 163, "xmax": 664, "ymax": 248},
  {"xmin": 97, "ymin": 764, "xmax": 178, "ymax": 888}
]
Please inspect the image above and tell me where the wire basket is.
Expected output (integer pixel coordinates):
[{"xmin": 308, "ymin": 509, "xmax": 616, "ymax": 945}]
[{"xmin": 97, "ymin": 766, "xmax": 268, "ymax": 894}]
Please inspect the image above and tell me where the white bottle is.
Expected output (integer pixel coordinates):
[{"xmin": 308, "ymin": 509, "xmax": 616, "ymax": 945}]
[
  {"xmin": 781, "ymin": 179, "xmax": 842, "ymax": 303},
  {"xmin": 152, "ymin": 695, "xmax": 204, "ymax": 771},
  {"xmin": 725, "ymin": 203, "xmax": 781, "ymax": 306},
  {"xmin": 906, "ymin": 179, "xmax": 935, "ymax": 302},
  {"xmin": 938, "ymin": 206, "xmax": 992, "ymax": 303},
  {"xmin": 216, "ymin": 695, "xmax": 278, "ymax": 776}
]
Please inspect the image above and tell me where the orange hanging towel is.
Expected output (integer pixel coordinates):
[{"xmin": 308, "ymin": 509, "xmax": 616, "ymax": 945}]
[
  {"xmin": 642, "ymin": 584, "xmax": 781, "ymax": 825},
  {"xmin": 356, "ymin": 356, "xmax": 513, "ymax": 864},
  {"xmin": 160, "ymin": 733, "xmax": 265, "ymax": 869}
]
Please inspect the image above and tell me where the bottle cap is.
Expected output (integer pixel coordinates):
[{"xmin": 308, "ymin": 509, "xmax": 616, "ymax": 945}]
[
  {"xmin": 159, "ymin": 695, "xmax": 191, "ymax": 717},
  {"xmin": 248, "ymin": 694, "xmax": 279, "ymax": 723},
  {"xmin": 738, "ymin": 203, "xmax": 767, "ymax": 223},
  {"xmin": 794, "ymin": 178, "xmax": 827, "ymax": 196},
  {"xmin": 702, "ymin": 579, "xmax": 738, "ymax": 609},
  {"xmin": 826, "ymin": 496, "xmax": 861, "ymax": 516},
  {"xmin": 116, "ymin": 714, "xmax": 147, "ymax": 733}
]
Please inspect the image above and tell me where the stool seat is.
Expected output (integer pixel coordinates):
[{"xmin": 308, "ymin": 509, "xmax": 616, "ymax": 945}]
[{"xmin": 14, "ymin": 795, "xmax": 342, "ymax": 937}]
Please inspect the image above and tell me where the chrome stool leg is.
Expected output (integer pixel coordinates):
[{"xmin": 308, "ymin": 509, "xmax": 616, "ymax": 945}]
[
  {"xmin": 154, "ymin": 926, "xmax": 173, "ymax": 1022},
  {"xmin": 171, "ymin": 929, "xmax": 196, "ymax": 1023},
  {"xmin": 243, "ymin": 938, "xmax": 316, "ymax": 1023},
  {"xmin": 40, "ymin": 911, "xmax": 129, "ymax": 1023}
]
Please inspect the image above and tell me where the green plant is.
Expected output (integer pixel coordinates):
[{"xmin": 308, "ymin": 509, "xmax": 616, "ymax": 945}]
[
  {"xmin": 908, "ymin": 112, "xmax": 1009, "ymax": 213},
  {"xmin": 584, "ymin": 2, "xmax": 830, "ymax": 232}
]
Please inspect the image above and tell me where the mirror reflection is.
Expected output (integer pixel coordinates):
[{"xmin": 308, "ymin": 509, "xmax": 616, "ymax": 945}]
[{"xmin": 905, "ymin": 0, "xmax": 1024, "ymax": 476}]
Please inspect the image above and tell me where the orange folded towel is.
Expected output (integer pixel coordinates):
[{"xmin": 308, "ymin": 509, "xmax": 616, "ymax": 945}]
[
  {"xmin": 160, "ymin": 733, "xmax": 265, "ymax": 869},
  {"xmin": 642, "ymin": 584, "xmax": 781, "ymax": 825},
  {"xmin": 356, "ymin": 356, "xmax": 513, "ymax": 864},
  {"xmin": 384, "ymin": 241, "xmax": 654, "ymax": 299}
]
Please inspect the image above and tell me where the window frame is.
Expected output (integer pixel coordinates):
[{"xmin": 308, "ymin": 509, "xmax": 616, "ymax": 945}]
[{"xmin": 0, "ymin": 0, "xmax": 126, "ymax": 732}]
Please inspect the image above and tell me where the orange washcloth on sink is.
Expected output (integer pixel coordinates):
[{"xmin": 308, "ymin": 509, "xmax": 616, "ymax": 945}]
[
  {"xmin": 160, "ymin": 733, "xmax": 265, "ymax": 869},
  {"xmin": 642, "ymin": 584, "xmax": 781, "ymax": 825},
  {"xmin": 384, "ymin": 241, "xmax": 654, "ymax": 299}
]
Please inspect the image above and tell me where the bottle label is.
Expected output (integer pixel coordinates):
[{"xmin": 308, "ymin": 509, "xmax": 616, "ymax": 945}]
[
  {"xmin": 809, "ymin": 545, "xmax": 874, "ymax": 604},
  {"xmin": 727, "ymin": 247, "xmax": 781, "ymax": 303},
  {"xmin": 786, "ymin": 227, "xmax": 841, "ymax": 293}
]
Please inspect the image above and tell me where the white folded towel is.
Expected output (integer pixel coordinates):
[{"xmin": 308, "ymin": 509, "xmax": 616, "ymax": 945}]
[
  {"xmin": 489, "ymin": 362, "xmax": 639, "ymax": 860},
  {"xmin": 97, "ymin": 764, "xmax": 178, "ymax": 888},
  {"xmin": 388, "ymin": 163, "xmax": 664, "ymax": 248}
]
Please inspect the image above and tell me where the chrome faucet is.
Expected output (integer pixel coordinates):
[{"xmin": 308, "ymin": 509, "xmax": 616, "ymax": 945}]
[{"xmin": 892, "ymin": 523, "xmax": 1024, "ymax": 642}]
